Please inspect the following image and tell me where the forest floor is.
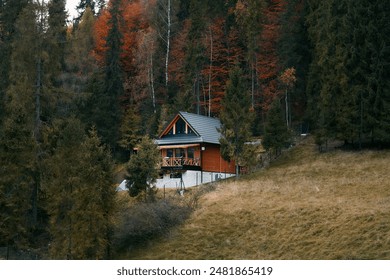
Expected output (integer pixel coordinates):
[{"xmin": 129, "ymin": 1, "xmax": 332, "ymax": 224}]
[{"xmin": 121, "ymin": 137, "xmax": 390, "ymax": 259}]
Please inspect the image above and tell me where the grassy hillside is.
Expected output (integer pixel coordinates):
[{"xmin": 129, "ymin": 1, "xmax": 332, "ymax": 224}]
[{"xmin": 124, "ymin": 139, "xmax": 390, "ymax": 259}]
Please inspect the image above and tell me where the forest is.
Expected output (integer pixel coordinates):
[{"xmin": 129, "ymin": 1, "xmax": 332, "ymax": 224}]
[{"xmin": 0, "ymin": 0, "xmax": 389, "ymax": 259}]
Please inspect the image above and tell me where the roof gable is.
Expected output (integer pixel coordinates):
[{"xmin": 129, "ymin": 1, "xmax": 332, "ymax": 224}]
[{"xmin": 157, "ymin": 112, "xmax": 221, "ymax": 145}]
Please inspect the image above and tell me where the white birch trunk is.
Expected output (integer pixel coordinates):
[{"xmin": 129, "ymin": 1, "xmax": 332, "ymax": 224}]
[
  {"xmin": 208, "ymin": 28, "xmax": 213, "ymax": 117},
  {"xmin": 165, "ymin": 0, "xmax": 171, "ymax": 86},
  {"xmin": 149, "ymin": 52, "xmax": 156, "ymax": 113}
]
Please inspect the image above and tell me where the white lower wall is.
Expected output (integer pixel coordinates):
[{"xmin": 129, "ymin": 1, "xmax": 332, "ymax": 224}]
[{"xmin": 156, "ymin": 170, "xmax": 235, "ymax": 189}]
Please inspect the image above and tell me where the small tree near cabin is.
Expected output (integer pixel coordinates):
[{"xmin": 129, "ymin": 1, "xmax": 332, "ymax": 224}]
[
  {"xmin": 219, "ymin": 67, "xmax": 254, "ymax": 177},
  {"xmin": 263, "ymin": 99, "xmax": 291, "ymax": 157},
  {"xmin": 125, "ymin": 137, "xmax": 161, "ymax": 202}
]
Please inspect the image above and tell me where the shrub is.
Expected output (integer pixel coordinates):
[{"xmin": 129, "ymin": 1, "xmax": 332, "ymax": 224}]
[{"xmin": 113, "ymin": 199, "xmax": 191, "ymax": 252}]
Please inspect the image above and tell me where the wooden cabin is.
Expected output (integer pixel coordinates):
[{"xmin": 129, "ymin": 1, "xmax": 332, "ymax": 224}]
[{"xmin": 155, "ymin": 112, "xmax": 236, "ymax": 189}]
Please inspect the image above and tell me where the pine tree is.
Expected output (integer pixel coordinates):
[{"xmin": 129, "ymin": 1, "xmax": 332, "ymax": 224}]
[
  {"xmin": 182, "ymin": 0, "xmax": 207, "ymax": 114},
  {"xmin": 262, "ymin": 99, "xmax": 291, "ymax": 156},
  {"xmin": 0, "ymin": 94, "xmax": 37, "ymax": 255},
  {"xmin": 0, "ymin": 0, "xmax": 29, "ymax": 122},
  {"xmin": 364, "ymin": 0, "xmax": 390, "ymax": 144},
  {"xmin": 90, "ymin": 0, "xmax": 124, "ymax": 150},
  {"xmin": 125, "ymin": 136, "xmax": 160, "ymax": 202},
  {"xmin": 278, "ymin": 0, "xmax": 310, "ymax": 126},
  {"xmin": 65, "ymin": 7, "xmax": 97, "ymax": 94},
  {"xmin": 43, "ymin": 118, "xmax": 115, "ymax": 259},
  {"xmin": 0, "ymin": 3, "xmax": 45, "ymax": 251},
  {"xmin": 47, "ymin": 0, "xmax": 67, "ymax": 84},
  {"xmin": 118, "ymin": 106, "xmax": 142, "ymax": 153},
  {"xmin": 306, "ymin": 0, "xmax": 390, "ymax": 147},
  {"xmin": 219, "ymin": 67, "xmax": 254, "ymax": 176},
  {"xmin": 74, "ymin": 0, "xmax": 95, "ymax": 25}
]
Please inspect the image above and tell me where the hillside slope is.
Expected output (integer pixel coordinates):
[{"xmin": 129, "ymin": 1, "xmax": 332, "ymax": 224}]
[{"xmin": 126, "ymin": 139, "xmax": 390, "ymax": 259}]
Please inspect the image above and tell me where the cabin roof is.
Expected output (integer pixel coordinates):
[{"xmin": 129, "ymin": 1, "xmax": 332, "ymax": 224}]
[{"xmin": 156, "ymin": 111, "xmax": 221, "ymax": 145}]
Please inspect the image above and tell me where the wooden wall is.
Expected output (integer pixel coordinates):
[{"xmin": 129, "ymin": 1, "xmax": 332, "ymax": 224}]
[{"xmin": 202, "ymin": 144, "xmax": 235, "ymax": 173}]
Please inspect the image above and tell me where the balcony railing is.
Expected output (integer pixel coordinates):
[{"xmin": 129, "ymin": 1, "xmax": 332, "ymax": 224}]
[{"xmin": 162, "ymin": 157, "xmax": 200, "ymax": 168}]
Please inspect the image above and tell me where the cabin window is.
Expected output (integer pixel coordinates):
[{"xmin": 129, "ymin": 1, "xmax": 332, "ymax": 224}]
[
  {"xmin": 176, "ymin": 118, "xmax": 186, "ymax": 134},
  {"xmin": 175, "ymin": 148, "xmax": 185, "ymax": 158},
  {"xmin": 167, "ymin": 127, "xmax": 174, "ymax": 135},
  {"xmin": 166, "ymin": 149, "xmax": 173, "ymax": 157},
  {"xmin": 187, "ymin": 127, "xmax": 194, "ymax": 134},
  {"xmin": 187, "ymin": 148, "xmax": 195, "ymax": 159}
]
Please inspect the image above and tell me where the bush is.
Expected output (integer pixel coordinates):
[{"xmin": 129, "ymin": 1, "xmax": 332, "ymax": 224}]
[{"xmin": 113, "ymin": 199, "xmax": 191, "ymax": 252}]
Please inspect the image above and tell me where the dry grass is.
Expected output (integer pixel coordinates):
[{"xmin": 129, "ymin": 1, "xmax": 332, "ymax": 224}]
[{"xmin": 123, "ymin": 139, "xmax": 390, "ymax": 259}]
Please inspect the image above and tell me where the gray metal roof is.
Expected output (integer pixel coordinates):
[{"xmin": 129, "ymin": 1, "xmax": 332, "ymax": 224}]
[
  {"xmin": 156, "ymin": 134, "xmax": 203, "ymax": 145},
  {"xmin": 180, "ymin": 112, "xmax": 221, "ymax": 144},
  {"xmin": 156, "ymin": 112, "xmax": 221, "ymax": 145}
]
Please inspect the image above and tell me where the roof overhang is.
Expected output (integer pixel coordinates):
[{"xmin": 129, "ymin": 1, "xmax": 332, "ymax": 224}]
[{"xmin": 158, "ymin": 144, "xmax": 200, "ymax": 149}]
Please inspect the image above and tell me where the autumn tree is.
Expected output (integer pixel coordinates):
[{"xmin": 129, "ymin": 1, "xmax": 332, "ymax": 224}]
[
  {"xmin": 279, "ymin": 67, "xmax": 297, "ymax": 129},
  {"xmin": 200, "ymin": 18, "xmax": 230, "ymax": 116},
  {"xmin": 257, "ymin": 0, "xmax": 286, "ymax": 114}
]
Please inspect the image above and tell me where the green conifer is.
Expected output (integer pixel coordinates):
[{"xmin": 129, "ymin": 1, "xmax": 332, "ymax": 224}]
[
  {"xmin": 125, "ymin": 137, "xmax": 161, "ymax": 202},
  {"xmin": 219, "ymin": 67, "xmax": 254, "ymax": 176},
  {"xmin": 262, "ymin": 99, "xmax": 291, "ymax": 156}
]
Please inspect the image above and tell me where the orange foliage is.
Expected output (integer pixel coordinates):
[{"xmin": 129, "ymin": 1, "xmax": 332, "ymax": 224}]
[
  {"xmin": 169, "ymin": 19, "xmax": 191, "ymax": 89},
  {"xmin": 200, "ymin": 18, "xmax": 244, "ymax": 116},
  {"xmin": 257, "ymin": 0, "xmax": 287, "ymax": 112},
  {"xmin": 93, "ymin": 8, "xmax": 109, "ymax": 64},
  {"xmin": 93, "ymin": 0, "xmax": 149, "ymax": 73}
]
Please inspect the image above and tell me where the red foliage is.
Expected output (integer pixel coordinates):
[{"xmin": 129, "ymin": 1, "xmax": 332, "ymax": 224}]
[
  {"xmin": 257, "ymin": 0, "xmax": 287, "ymax": 112},
  {"xmin": 200, "ymin": 18, "xmax": 246, "ymax": 116},
  {"xmin": 93, "ymin": 0, "xmax": 148, "ymax": 74},
  {"xmin": 201, "ymin": 18, "xmax": 229, "ymax": 115},
  {"xmin": 169, "ymin": 19, "xmax": 191, "ymax": 89}
]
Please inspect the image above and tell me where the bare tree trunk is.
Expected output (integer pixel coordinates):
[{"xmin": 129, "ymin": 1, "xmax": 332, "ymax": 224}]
[
  {"xmin": 149, "ymin": 52, "xmax": 156, "ymax": 113},
  {"xmin": 164, "ymin": 0, "xmax": 171, "ymax": 86},
  {"xmin": 285, "ymin": 88, "xmax": 289, "ymax": 129},
  {"xmin": 208, "ymin": 27, "xmax": 213, "ymax": 117},
  {"xmin": 251, "ymin": 65, "xmax": 255, "ymax": 109},
  {"xmin": 32, "ymin": 3, "xmax": 44, "ymax": 225},
  {"xmin": 196, "ymin": 74, "xmax": 200, "ymax": 115}
]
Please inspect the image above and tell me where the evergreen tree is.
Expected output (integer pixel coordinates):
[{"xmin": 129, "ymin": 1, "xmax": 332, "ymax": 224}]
[
  {"xmin": 0, "ymin": 4, "xmax": 44, "ymax": 234},
  {"xmin": 278, "ymin": 0, "xmax": 310, "ymax": 126},
  {"xmin": 306, "ymin": 0, "xmax": 390, "ymax": 147},
  {"xmin": 0, "ymin": 93, "xmax": 37, "ymax": 255},
  {"xmin": 364, "ymin": 0, "xmax": 390, "ymax": 144},
  {"xmin": 43, "ymin": 118, "xmax": 115, "ymax": 259},
  {"xmin": 125, "ymin": 137, "xmax": 160, "ymax": 202},
  {"xmin": 47, "ymin": 0, "xmax": 68, "ymax": 84},
  {"xmin": 90, "ymin": 0, "xmax": 124, "ymax": 150},
  {"xmin": 262, "ymin": 99, "xmax": 291, "ymax": 156},
  {"xmin": 73, "ymin": 0, "xmax": 100, "ymax": 25},
  {"xmin": 118, "ymin": 106, "xmax": 141, "ymax": 152},
  {"xmin": 182, "ymin": 0, "xmax": 207, "ymax": 114},
  {"xmin": 65, "ymin": 7, "xmax": 97, "ymax": 94},
  {"xmin": 219, "ymin": 67, "xmax": 254, "ymax": 176},
  {"xmin": 0, "ymin": 0, "xmax": 29, "ymax": 122}
]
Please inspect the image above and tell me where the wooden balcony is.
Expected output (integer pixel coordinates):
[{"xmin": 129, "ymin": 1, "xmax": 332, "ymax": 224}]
[{"xmin": 162, "ymin": 157, "xmax": 201, "ymax": 170}]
